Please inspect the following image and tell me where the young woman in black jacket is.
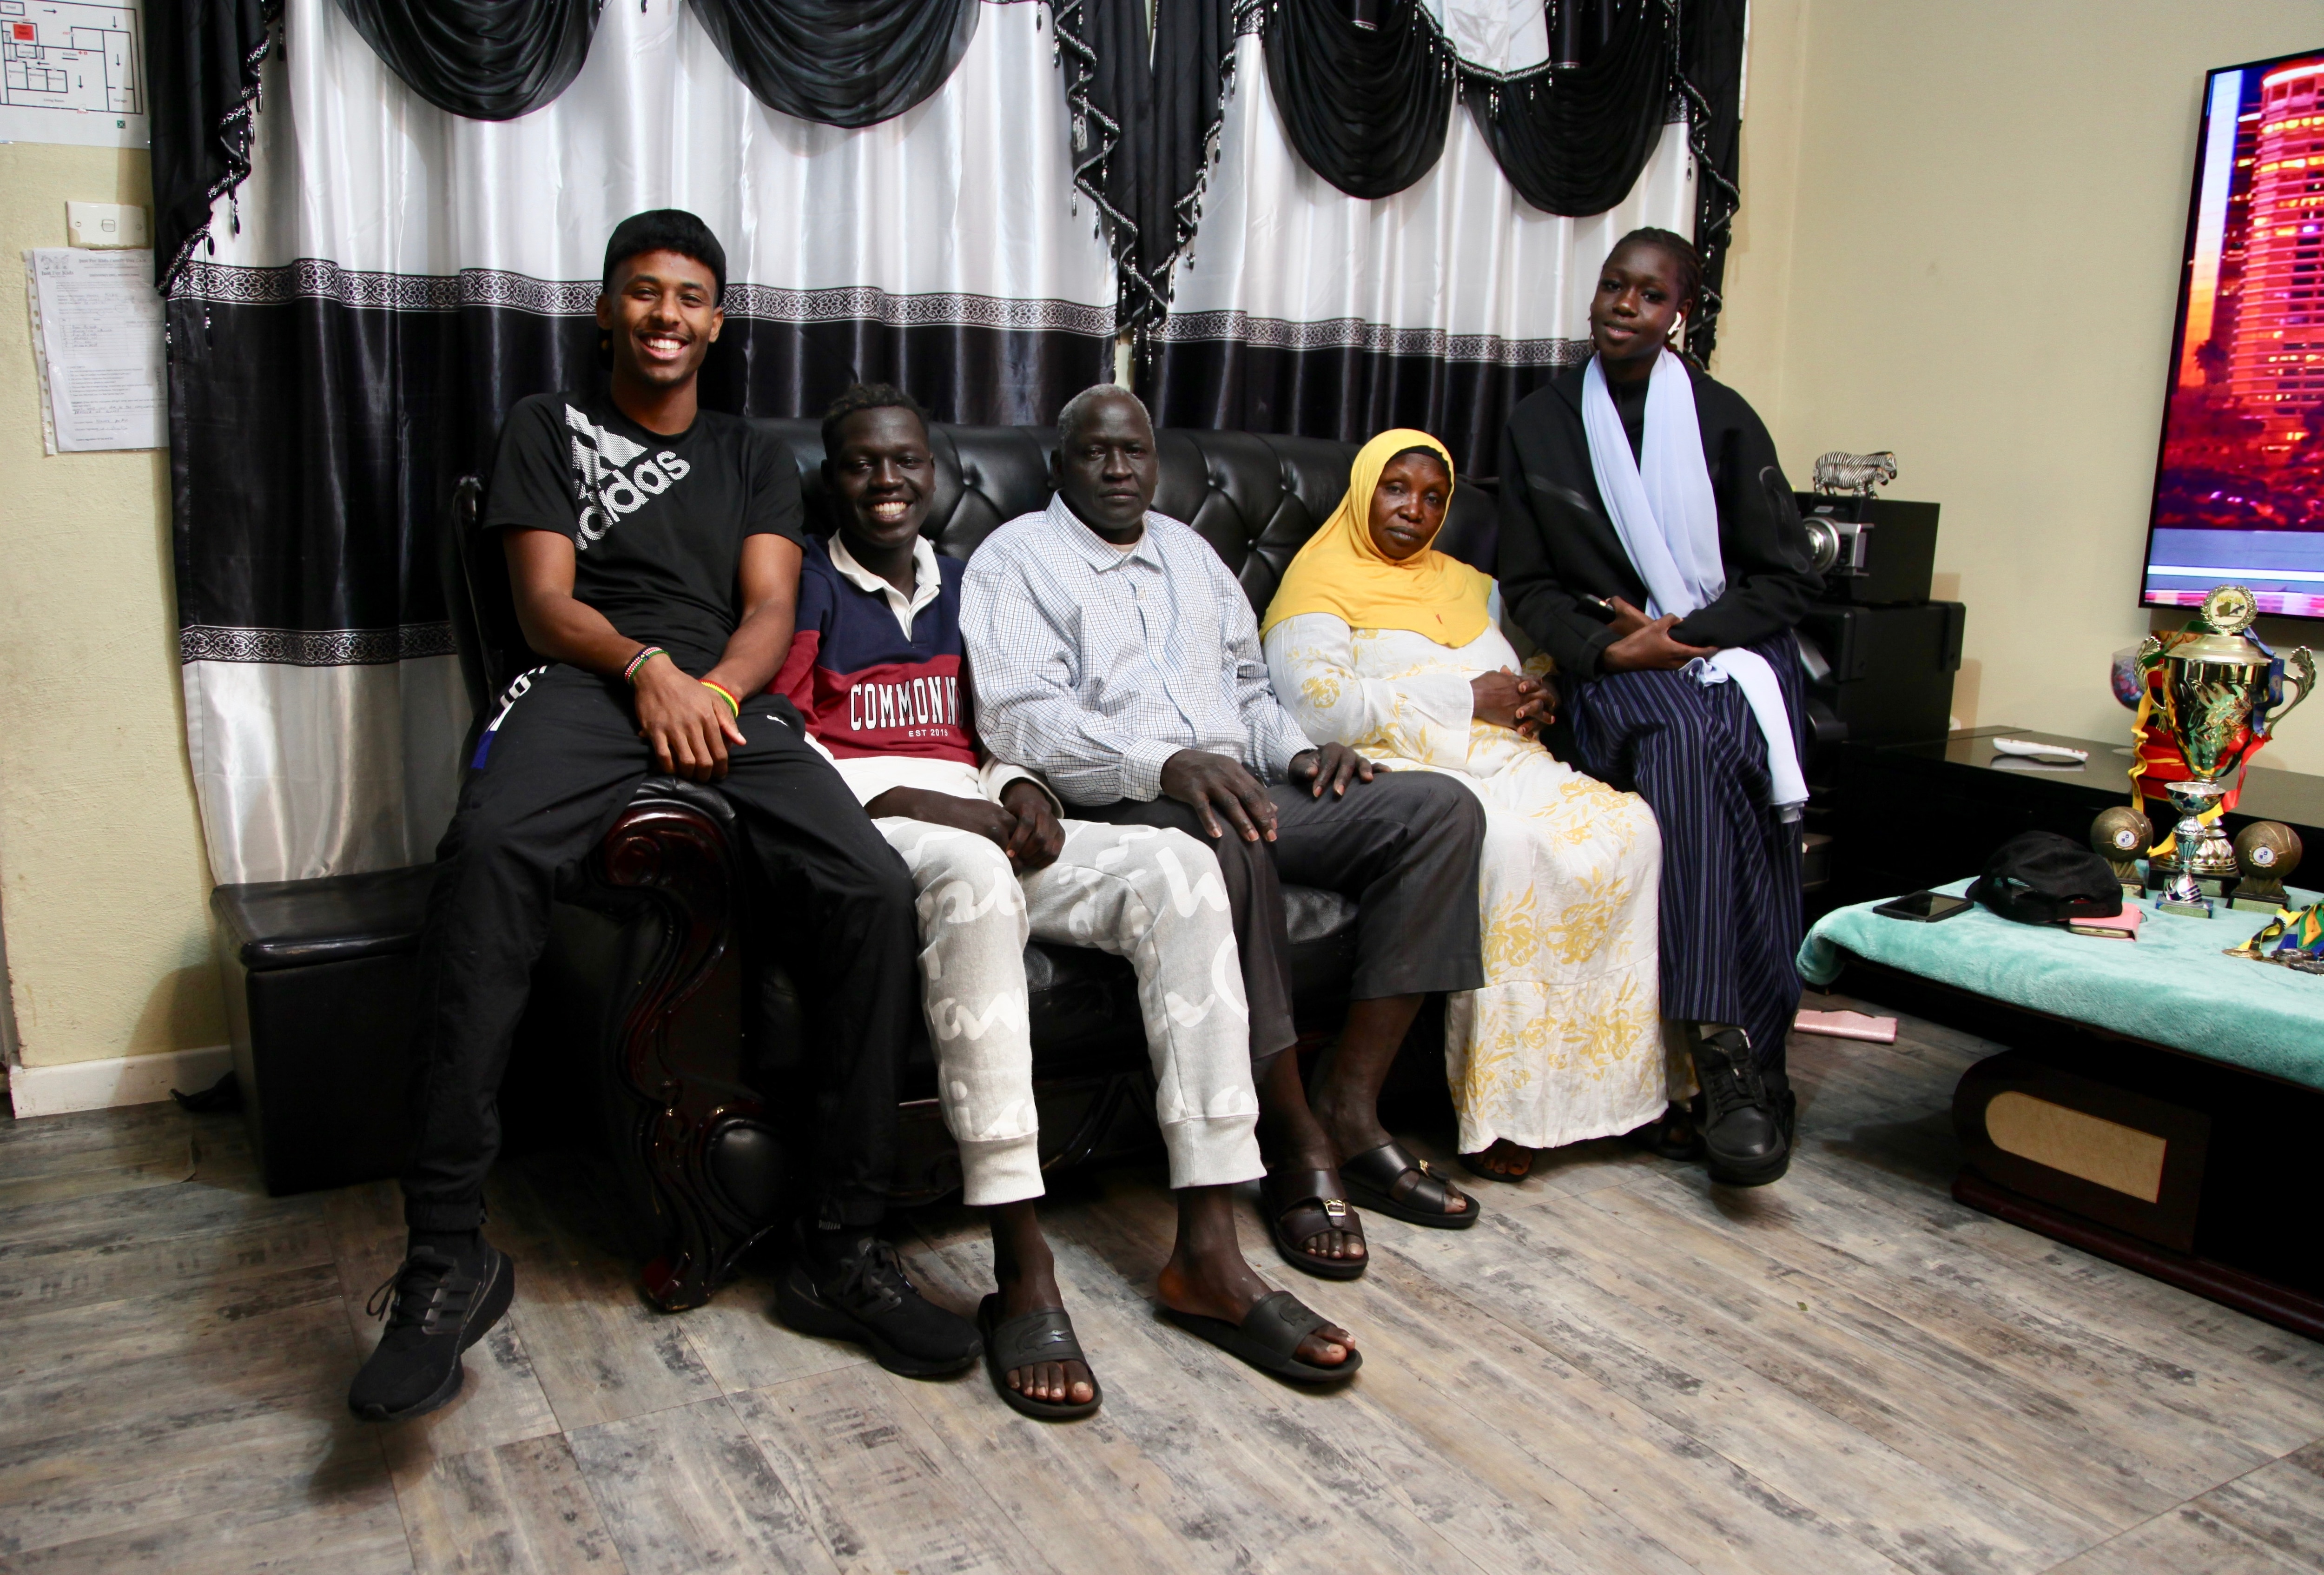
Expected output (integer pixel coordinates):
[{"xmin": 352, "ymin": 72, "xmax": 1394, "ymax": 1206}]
[{"xmin": 1496, "ymin": 228, "xmax": 1821, "ymax": 1187}]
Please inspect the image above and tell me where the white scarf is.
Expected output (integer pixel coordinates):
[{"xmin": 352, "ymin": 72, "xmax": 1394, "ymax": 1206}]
[{"xmin": 1581, "ymin": 350, "xmax": 1809, "ymax": 819}]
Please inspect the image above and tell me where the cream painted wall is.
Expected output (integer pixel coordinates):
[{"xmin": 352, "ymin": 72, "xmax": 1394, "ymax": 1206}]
[
  {"xmin": 1717, "ymin": 0, "xmax": 2324, "ymax": 776},
  {"xmin": 0, "ymin": 144, "xmax": 225, "ymax": 1069}
]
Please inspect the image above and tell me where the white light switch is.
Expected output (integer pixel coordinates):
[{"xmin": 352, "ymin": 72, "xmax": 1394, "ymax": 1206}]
[{"xmin": 66, "ymin": 203, "xmax": 149, "ymax": 249}]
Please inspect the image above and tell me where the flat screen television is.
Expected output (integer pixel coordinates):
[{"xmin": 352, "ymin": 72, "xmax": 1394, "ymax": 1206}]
[{"xmin": 2145, "ymin": 47, "xmax": 2324, "ymax": 622}]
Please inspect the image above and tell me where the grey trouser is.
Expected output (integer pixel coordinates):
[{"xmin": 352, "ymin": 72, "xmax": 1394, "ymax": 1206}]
[{"xmin": 878, "ymin": 817, "xmax": 1266, "ymax": 1206}]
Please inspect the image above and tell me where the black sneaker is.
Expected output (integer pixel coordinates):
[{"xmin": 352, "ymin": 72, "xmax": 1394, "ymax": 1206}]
[
  {"xmin": 773, "ymin": 1226, "xmax": 978, "ymax": 1378},
  {"xmin": 1688, "ymin": 1027, "xmax": 1792, "ymax": 1187},
  {"xmin": 348, "ymin": 1240, "xmax": 515, "ymax": 1423}
]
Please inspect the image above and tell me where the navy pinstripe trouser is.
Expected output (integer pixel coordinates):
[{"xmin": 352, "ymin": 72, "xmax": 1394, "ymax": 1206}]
[{"xmin": 1569, "ymin": 633, "xmax": 1806, "ymax": 1089}]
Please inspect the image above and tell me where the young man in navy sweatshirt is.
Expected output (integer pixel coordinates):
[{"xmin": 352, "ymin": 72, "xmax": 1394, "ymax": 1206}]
[{"xmin": 772, "ymin": 385, "xmax": 1359, "ymax": 1414}]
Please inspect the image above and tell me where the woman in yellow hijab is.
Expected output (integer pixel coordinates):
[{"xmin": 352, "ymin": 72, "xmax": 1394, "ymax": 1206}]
[{"xmin": 1262, "ymin": 430, "xmax": 1680, "ymax": 1183}]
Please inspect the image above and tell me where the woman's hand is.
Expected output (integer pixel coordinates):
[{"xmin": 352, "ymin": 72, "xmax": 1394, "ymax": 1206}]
[
  {"xmin": 632, "ymin": 655, "xmax": 746, "ymax": 781},
  {"xmin": 1600, "ymin": 602, "xmax": 1715, "ymax": 673},
  {"xmin": 1472, "ymin": 668, "xmax": 1554, "ymax": 736},
  {"xmin": 1604, "ymin": 596, "xmax": 1653, "ymax": 639}
]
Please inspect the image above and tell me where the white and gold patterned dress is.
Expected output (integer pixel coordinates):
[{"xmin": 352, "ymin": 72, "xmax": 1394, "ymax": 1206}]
[{"xmin": 1264, "ymin": 612, "xmax": 1672, "ymax": 1154}]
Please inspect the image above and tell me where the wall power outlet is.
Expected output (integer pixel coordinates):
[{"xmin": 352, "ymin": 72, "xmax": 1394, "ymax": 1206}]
[{"xmin": 66, "ymin": 203, "xmax": 149, "ymax": 249}]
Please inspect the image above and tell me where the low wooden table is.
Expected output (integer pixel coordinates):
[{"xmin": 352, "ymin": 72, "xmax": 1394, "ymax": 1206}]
[{"xmin": 1802, "ymin": 885, "xmax": 2324, "ymax": 1341}]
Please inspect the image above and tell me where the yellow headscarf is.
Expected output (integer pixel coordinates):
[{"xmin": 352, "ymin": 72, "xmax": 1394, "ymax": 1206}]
[{"xmin": 1259, "ymin": 429, "xmax": 1492, "ymax": 648}]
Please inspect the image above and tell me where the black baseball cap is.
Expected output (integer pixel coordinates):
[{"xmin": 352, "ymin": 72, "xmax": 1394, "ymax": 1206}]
[{"xmin": 1968, "ymin": 831, "xmax": 2125, "ymax": 925}]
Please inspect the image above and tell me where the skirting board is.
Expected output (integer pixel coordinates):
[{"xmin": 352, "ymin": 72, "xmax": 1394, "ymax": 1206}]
[{"xmin": 6, "ymin": 1045, "xmax": 232, "ymax": 1119}]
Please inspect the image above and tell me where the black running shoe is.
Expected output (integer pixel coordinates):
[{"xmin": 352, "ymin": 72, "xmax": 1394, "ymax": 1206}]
[
  {"xmin": 348, "ymin": 1240, "xmax": 515, "ymax": 1423},
  {"xmin": 774, "ymin": 1226, "xmax": 978, "ymax": 1378},
  {"xmin": 1688, "ymin": 1027, "xmax": 1792, "ymax": 1187}
]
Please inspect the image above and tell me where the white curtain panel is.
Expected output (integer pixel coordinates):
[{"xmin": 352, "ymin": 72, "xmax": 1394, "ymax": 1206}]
[
  {"xmin": 183, "ymin": 655, "xmax": 476, "ymax": 889},
  {"xmin": 1159, "ymin": 29, "xmax": 1695, "ymax": 367}
]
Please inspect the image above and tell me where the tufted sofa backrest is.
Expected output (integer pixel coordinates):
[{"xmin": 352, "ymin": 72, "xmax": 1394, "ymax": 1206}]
[
  {"xmin": 443, "ymin": 420, "xmax": 1499, "ymax": 719},
  {"xmin": 755, "ymin": 419, "xmax": 1497, "ymax": 617}
]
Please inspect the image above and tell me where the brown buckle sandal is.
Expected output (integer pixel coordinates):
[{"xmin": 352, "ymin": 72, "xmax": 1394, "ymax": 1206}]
[
  {"xmin": 1340, "ymin": 1142, "xmax": 1481, "ymax": 1229},
  {"xmin": 1260, "ymin": 1167, "xmax": 1368, "ymax": 1280}
]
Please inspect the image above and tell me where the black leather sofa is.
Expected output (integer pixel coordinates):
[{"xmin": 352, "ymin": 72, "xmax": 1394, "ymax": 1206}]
[{"xmin": 211, "ymin": 417, "xmax": 1499, "ymax": 1311}]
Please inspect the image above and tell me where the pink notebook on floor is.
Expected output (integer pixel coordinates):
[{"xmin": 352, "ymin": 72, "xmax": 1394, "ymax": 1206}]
[
  {"xmin": 1793, "ymin": 1009, "xmax": 1899, "ymax": 1044},
  {"xmin": 2066, "ymin": 907, "xmax": 2142, "ymax": 940}
]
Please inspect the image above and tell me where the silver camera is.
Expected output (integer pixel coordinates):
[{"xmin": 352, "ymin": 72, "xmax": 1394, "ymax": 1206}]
[{"xmin": 1802, "ymin": 510, "xmax": 1871, "ymax": 577}]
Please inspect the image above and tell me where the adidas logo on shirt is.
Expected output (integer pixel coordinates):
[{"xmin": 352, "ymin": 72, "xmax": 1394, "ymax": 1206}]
[{"xmin": 566, "ymin": 404, "xmax": 691, "ymax": 549}]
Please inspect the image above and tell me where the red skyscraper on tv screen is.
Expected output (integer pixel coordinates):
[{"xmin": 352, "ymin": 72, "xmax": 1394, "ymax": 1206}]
[{"xmin": 2226, "ymin": 64, "xmax": 2324, "ymax": 434}]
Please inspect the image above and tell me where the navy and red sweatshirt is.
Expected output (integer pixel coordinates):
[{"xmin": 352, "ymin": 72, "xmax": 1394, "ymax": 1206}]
[{"xmin": 773, "ymin": 537, "xmax": 976, "ymax": 766}]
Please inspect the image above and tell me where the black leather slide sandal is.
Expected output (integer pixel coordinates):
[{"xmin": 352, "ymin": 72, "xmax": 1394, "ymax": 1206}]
[
  {"xmin": 1340, "ymin": 1142, "xmax": 1480, "ymax": 1229},
  {"xmin": 977, "ymin": 1295, "xmax": 1102, "ymax": 1422},
  {"xmin": 1261, "ymin": 1167, "xmax": 1368, "ymax": 1279},
  {"xmin": 1161, "ymin": 1290, "xmax": 1362, "ymax": 1385}
]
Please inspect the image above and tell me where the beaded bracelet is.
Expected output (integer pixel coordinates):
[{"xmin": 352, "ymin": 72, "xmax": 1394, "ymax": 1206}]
[
  {"xmin": 700, "ymin": 678, "xmax": 741, "ymax": 717},
  {"xmin": 622, "ymin": 646, "xmax": 665, "ymax": 683}
]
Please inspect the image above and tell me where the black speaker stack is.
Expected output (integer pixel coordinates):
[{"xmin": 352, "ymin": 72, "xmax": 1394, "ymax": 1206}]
[{"xmin": 1791, "ymin": 492, "xmax": 1967, "ymax": 896}]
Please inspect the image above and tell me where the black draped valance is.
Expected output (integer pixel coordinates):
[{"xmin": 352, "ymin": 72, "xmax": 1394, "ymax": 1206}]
[
  {"xmin": 335, "ymin": 0, "xmax": 976, "ymax": 131},
  {"xmin": 1678, "ymin": 0, "xmax": 1746, "ymax": 362},
  {"xmin": 1466, "ymin": 0, "xmax": 1673, "ymax": 218},
  {"xmin": 690, "ymin": 0, "xmax": 981, "ymax": 129},
  {"xmin": 1256, "ymin": 0, "xmax": 1675, "ymax": 213},
  {"xmin": 1261, "ymin": 0, "xmax": 1458, "ymax": 202},
  {"xmin": 1056, "ymin": 0, "xmax": 1161, "ymax": 326},
  {"xmin": 149, "ymin": 0, "xmax": 277, "ymax": 291},
  {"xmin": 148, "ymin": 0, "xmax": 1745, "ymax": 353},
  {"xmin": 333, "ymin": 0, "xmax": 599, "ymax": 121}
]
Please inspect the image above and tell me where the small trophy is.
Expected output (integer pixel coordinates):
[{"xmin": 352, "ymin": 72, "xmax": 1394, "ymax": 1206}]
[
  {"xmin": 2136, "ymin": 586, "xmax": 2314, "ymax": 917},
  {"xmin": 2154, "ymin": 781, "xmax": 2232, "ymax": 915},
  {"xmin": 2231, "ymin": 821, "xmax": 2302, "ymax": 912},
  {"xmin": 2090, "ymin": 807, "xmax": 2151, "ymax": 894}
]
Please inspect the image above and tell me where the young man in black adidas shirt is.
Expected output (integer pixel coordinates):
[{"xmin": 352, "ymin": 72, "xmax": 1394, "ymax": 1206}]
[{"xmin": 350, "ymin": 211, "xmax": 977, "ymax": 1423}]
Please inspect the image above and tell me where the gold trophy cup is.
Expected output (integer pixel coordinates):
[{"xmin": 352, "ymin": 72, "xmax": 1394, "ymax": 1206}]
[{"xmin": 2138, "ymin": 587, "xmax": 2314, "ymax": 913}]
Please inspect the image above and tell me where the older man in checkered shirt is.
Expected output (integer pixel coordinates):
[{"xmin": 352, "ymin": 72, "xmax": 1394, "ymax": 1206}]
[{"xmin": 962, "ymin": 387, "xmax": 1492, "ymax": 1282}]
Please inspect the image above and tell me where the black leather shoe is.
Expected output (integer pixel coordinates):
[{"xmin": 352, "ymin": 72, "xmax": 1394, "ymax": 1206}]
[
  {"xmin": 348, "ymin": 1239, "xmax": 515, "ymax": 1422},
  {"xmin": 774, "ymin": 1226, "xmax": 979, "ymax": 1378},
  {"xmin": 1687, "ymin": 1027, "xmax": 1792, "ymax": 1187}
]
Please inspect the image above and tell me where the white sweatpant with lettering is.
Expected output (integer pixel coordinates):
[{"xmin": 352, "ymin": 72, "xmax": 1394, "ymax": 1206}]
[{"xmin": 877, "ymin": 817, "xmax": 1264, "ymax": 1206}]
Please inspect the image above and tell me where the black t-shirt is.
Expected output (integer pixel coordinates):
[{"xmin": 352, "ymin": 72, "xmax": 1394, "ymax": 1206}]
[{"xmin": 484, "ymin": 390, "xmax": 805, "ymax": 673}]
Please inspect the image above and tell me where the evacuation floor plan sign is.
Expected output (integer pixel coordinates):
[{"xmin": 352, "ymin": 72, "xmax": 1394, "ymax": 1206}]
[{"xmin": 0, "ymin": 0, "xmax": 144, "ymax": 148}]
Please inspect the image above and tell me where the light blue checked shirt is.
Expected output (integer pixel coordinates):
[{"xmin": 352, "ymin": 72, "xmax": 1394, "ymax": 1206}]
[{"xmin": 961, "ymin": 494, "xmax": 1315, "ymax": 806}]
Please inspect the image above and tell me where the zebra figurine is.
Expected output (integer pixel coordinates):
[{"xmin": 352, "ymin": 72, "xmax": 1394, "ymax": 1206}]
[{"xmin": 1812, "ymin": 450, "xmax": 1898, "ymax": 497}]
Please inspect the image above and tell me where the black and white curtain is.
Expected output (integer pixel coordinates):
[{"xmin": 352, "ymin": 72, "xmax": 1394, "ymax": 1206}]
[
  {"xmin": 165, "ymin": 0, "xmax": 1118, "ymax": 884},
  {"xmin": 153, "ymin": 0, "xmax": 1744, "ymax": 887},
  {"xmin": 1147, "ymin": 0, "xmax": 1715, "ymax": 476}
]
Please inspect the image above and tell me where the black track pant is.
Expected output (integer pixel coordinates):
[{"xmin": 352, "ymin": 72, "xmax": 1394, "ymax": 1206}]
[
  {"xmin": 403, "ymin": 663, "xmax": 918, "ymax": 1234},
  {"xmin": 1082, "ymin": 770, "xmax": 1487, "ymax": 1068}
]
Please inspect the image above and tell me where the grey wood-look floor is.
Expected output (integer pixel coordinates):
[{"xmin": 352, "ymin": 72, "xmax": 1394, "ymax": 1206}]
[{"xmin": 4, "ymin": 991, "xmax": 2321, "ymax": 1574}]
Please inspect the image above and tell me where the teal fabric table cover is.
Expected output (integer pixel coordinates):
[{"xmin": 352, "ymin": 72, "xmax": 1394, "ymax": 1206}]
[{"xmin": 1799, "ymin": 880, "xmax": 2324, "ymax": 1091}]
